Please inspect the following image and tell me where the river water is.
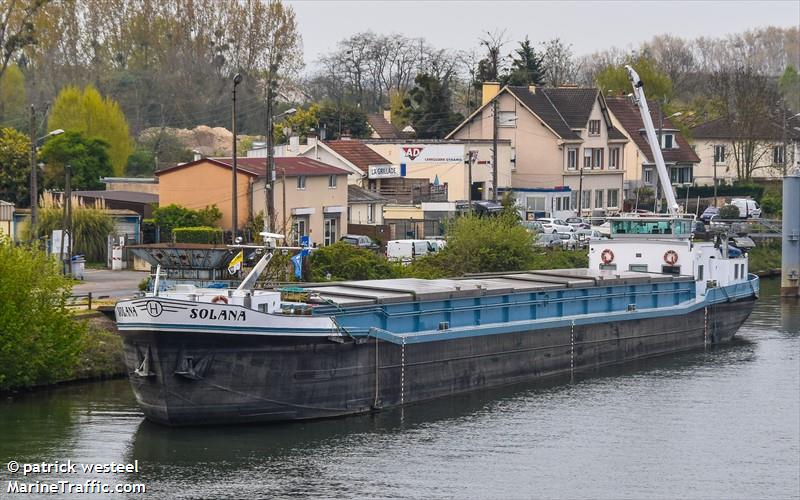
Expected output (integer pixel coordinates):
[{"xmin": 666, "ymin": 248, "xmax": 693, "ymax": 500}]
[{"xmin": 1, "ymin": 278, "xmax": 798, "ymax": 499}]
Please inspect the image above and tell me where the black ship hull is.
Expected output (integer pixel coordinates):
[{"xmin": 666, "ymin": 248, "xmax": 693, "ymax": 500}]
[{"xmin": 121, "ymin": 297, "xmax": 755, "ymax": 426}]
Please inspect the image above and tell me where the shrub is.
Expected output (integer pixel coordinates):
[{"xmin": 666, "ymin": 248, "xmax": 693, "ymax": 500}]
[
  {"xmin": 23, "ymin": 205, "xmax": 115, "ymax": 262},
  {"xmin": 760, "ymin": 193, "xmax": 782, "ymax": 216},
  {"xmin": 719, "ymin": 204, "xmax": 740, "ymax": 219},
  {"xmin": 0, "ymin": 238, "xmax": 86, "ymax": 390},
  {"xmin": 148, "ymin": 204, "xmax": 223, "ymax": 241},
  {"xmin": 675, "ymin": 183, "xmax": 765, "ymax": 202},
  {"xmin": 309, "ymin": 242, "xmax": 400, "ymax": 281},
  {"xmin": 173, "ymin": 226, "xmax": 224, "ymax": 244}
]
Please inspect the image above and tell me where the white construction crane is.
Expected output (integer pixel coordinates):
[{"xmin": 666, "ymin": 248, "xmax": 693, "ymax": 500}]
[{"xmin": 626, "ymin": 65, "xmax": 680, "ymax": 216}]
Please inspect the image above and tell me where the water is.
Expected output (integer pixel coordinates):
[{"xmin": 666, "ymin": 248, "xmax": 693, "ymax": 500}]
[{"xmin": 1, "ymin": 279, "xmax": 798, "ymax": 499}]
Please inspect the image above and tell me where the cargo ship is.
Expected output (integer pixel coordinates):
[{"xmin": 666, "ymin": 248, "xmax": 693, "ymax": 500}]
[{"xmin": 114, "ymin": 67, "xmax": 759, "ymax": 426}]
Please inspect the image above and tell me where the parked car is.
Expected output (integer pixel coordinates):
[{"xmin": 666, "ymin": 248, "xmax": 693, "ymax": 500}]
[
  {"xmin": 522, "ymin": 220, "xmax": 545, "ymax": 233},
  {"xmin": 575, "ymin": 229, "xmax": 605, "ymax": 247},
  {"xmin": 700, "ymin": 206, "xmax": 719, "ymax": 222},
  {"xmin": 537, "ymin": 218, "xmax": 574, "ymax": 234},
  {"xmin": 565, "ymin": 217, "xmax": 591, "ymax": 230},
  {"xmin": 387, "ymin": 239, "xmax": 435, "ymax": 263},
  {"xmin": 425, "ymin": 238, "xmax": 447, "ymax": 252},
  {"xmin": 340, "ymin": 234, "xmax": 379, "ymax": 250},
  {"xmin": 534, "ymin": 233, "xmax": 563, "ymax": 249},
  {"xmin": 731, "ymin": 198, "xmax": 761, "ymax": 219},
  {"xmin": 556, "ymin": 232, "xmax": 579, "ymax": 250}
]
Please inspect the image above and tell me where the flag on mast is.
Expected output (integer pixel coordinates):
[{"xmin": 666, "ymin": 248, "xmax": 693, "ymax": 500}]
[{"xmin": 227, "ymin": 250, "xmax": 244, "ymax": 275}]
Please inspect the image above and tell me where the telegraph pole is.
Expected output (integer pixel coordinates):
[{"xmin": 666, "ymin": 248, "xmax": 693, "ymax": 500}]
[
  {"xmin": 29, "ymin": 105, "xmax": 37, "ymax": 241},
  {"xmin": 492, "ymin": 99, "xmax": 499, "ymax": 202},
  {"xmin": 265, "ymin": 77, "xmax": 276, "ymax": 233},
  {"xmin": 231, "ymin": 74, "xmax": 243, "ymax": 241},
  {"xmin": 61, "ymin": 165, "xmax": 72, "ymax": 275}
]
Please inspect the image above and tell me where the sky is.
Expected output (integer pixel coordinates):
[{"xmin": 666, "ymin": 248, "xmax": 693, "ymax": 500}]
[{"xmin": 286, "ymin": 0, "xmax": 800, "ymax": 70}]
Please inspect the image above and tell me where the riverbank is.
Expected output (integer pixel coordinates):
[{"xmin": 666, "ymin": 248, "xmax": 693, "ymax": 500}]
[{"xmin": 748, "ymin": 240, "xmax": 782, "ymax": 276}]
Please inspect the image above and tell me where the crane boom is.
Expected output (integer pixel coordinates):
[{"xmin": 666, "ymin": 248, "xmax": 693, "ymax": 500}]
[{"xmin": 625, "ymin": 65, "xmax": 679, "ymax": 215}]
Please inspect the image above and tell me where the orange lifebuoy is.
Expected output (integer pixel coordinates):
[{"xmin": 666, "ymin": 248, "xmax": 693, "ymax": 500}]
[
  {"xmin": 664, "ymin": 250, "xmax": 679, "ymax": 265},
  {"xmin": 211, "ymin": 295, "xmax": 228, "ymax": 304},
  {"xmin": 601, "ymin": 248, "xmax": 615, "ymax": 264}
]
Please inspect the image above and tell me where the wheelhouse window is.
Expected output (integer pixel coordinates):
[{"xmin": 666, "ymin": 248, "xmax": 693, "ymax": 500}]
[{"xmin": 588, "ymin": 119, "xmax": 601, "ymax": 136}]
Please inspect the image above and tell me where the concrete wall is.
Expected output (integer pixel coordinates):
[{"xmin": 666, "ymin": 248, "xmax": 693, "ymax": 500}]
[
  {"xmin": 104, "ymin": 179, "xmax": 159, "ymax": 194},
  {"xmin": 157, "ymin": 161, "xmax": 252, "ymax": 231}
]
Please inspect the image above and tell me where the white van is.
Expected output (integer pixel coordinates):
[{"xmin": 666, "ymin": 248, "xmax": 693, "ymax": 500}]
[
  {"xmin": 731, "ymin": 198, "xmax": 761, "ymax": 219},
  {"xmin": 387, "ymin": 239, "xmax": 434, "ymax": 263}
]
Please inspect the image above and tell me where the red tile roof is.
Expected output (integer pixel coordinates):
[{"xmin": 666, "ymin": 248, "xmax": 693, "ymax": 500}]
[
  {"xmin": 606, "ymin": 96, "xmax": 700, "ymax": 164},
  {"xmin": 367, "ymin": 114, "xmax": 403, "ymax": 139},
  {"xmin": 155, "ymin": 156, "xmax": 350, "ymax": 177},
  {"xmin": 325, "ymin": 140, "xmax": 392, "ymax": 170}
]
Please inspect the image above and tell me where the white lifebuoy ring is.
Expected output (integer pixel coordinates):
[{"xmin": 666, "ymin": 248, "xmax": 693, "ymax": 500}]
[
  {"xmin": 211, "ymin": 295, "xmax": 228, "ymax": 304},
  {"xmin": 664, "ymin": 250, "xmax": 679, "ymax": 265},
  {"xmin": 601, "ymin": 248, "xmax": 615, "ymax": 264}
]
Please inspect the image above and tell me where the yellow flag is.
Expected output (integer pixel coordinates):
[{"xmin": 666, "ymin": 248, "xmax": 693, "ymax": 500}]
[{"xmin": 227, "ymin": 250, "xmax": 243, "ymax": 275}]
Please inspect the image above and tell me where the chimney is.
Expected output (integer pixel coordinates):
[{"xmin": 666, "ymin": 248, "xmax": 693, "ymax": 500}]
[
  {"xmin": 340, "ymin": 131, "xmax": 352, "ymax": 140},
  {"xmin": 192, "ymin": 150, "xmax": 202, "ymax": 161},
  {"xmin": 289, "ymin": 136, "xmax": 300, "ymax": 150},
  {"xmin": 307, "ymin": 136, "xmax": 317, "ymax": 147},
  {"xmin": 481, "ymin": 82, "xmax": 500, "ymax": 106},
  {"xmin": 528, "ymin": 85, "xmax": 537, "ymax": 94},
  {"xmin": 383, "ymin": 109, "xmax": 391, "ymax": 122}
]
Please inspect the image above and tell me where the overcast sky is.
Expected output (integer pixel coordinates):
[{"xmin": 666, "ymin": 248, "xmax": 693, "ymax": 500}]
[{"xmin": 287, "ymin": 0, "xmax": 800, "ymax": 70}]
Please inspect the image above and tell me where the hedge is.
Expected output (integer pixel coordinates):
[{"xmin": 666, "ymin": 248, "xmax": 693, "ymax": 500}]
[
  {"xmin": 173, "ymin": 226, "xmax": 224, "ymax": 244},
  {"xmin": 675, "ymin": 183, "xmax": 765, "ymax": 202}
]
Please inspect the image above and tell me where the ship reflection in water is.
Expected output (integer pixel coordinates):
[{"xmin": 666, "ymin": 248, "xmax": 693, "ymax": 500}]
[{"xmin": 0, "ymin": 280, "xmax": 796, "ymax": 499}]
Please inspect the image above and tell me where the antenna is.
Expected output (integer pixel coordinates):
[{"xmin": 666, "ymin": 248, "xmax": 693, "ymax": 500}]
[{"xmin": 625, "ymin": 65, "xmax": 679, "ymax": 216}]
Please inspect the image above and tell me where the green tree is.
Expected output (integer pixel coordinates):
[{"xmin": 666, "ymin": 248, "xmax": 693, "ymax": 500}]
[
  {"xmin": 39, "ymin": 131, "xmax": 113, "ymax": 190},
  {"xmin": 596, "ymin": 55, "xmax": 673, "ymax": 103},
  {"xmin": 317, "ymin": 101, "xmax": 370, "ymax": 139},
  {"xmin": 275, "ymin": 104, "xmax": 320, "ymax": 143},
  {"xmin": 33, "ymin": 206, "xmax": 115, "ymax": 262},
  {"xmin": 0, "ymin": 64, "xmax": 26, "ymax": 128},
  {"xmin": 309, "ymin": 242, "xmax": 399, "ymax": 281},
  {"xmin": 125, "ymin": 149, "xmax": 155, "ymax": 177},
  {"xmin": 146, "ymin": 203, "xmax": 222, "ymax": 240},
  {"xmin": 0, "ymin": 237, "xmax": 86, "ymax": 390},
  {"xmin": 48, "ymin": 85, "xmax": 134, "ymax": 176},
  {"xmin": 779, "ymin": 65, "xmax": 800, "ymax": 112},
  {"xmin": 136, "ymin": 128, "xmax": 193, "ymax": 169},
  {"xmin": 0, "ymin": 127, "xmax": 31, "ymax": 206},
  {"xmin": 403, "ymin": 73, "xmax": 464, "ymax": 139},
  {"xmin": 507, "ymin": 37, "xmax": 545, "ymax": 86}
]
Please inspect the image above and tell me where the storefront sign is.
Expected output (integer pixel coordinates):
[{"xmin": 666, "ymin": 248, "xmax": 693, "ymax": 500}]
[
  {"xmin": 368, "ymin": 164, "xmax": 404, "ymax": 178},
  {"xmin": 399, "ymin": 145, "xmax": 464, "ymax": 164}
]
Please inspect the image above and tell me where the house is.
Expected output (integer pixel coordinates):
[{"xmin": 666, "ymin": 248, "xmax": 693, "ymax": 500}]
[
  {"xmin": 690, "ymin": 117, "xmax": 800, "ymax": 186},
  {"xmin": 363, "ymin": 139, "xmax": 513, "ymax": 203},
  {"xmin": 447, "ymin": 83, "xmax": 628, "ymax": 216},
  {"xmin": 156, "ymin": 157, "xmax": 350, "ymax": 246},
  {"xmin": 0, "ymin": 200, "xmax": 13, "ymax": 236},
  {"xmin": 606, "ymin": 96, "xmax": 700, "ymax": 198},
  {"xmin": 367, "ymin": 111, "xmax": 404, "ymax": 139},
  {"xmin": 347, "ymin": 185, "xmax": 388, "ymax": 225}
]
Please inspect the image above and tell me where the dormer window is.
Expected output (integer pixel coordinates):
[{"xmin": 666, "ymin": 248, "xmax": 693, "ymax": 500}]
[
  {"xmin": 588, "ymin": 120, "xmax": 601, "ymax": 136},
  {"xmin": 661, "ymin": 133, "xmax": 677, "ymax": 149}
]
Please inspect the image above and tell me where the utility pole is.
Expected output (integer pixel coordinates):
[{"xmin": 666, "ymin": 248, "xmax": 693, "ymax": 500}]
[
  {"xmin": 577, "ymin": 164, "xmax": 584, "ymax": 216},
  {"xmin": 282, "ymin": 168, "xmax": 288, "ymax": 239},
  {"xmin": 61, "ymin": 165, "xmax": 72, "ymax": 275},
  {"xmin": 713, "ymin": 161, "xmax": 718, "ymax": 208},
  {"xmin": 492, "ymin": 99, "xmax": 498, "ymax": 202},
  {"xmin": 231, "ymin": 74, "xmax": 242, "ymax": 242},
  {"xmin": 265, "ymin": 78, "xmax": 276, "ymax": 233},
  {"xmin": 29, "ymin": 105, "xmax": 37, "ymax": 242},
  {"xmin": 467, "ymin": 151, "xmax": 474, "ymax": 204}
]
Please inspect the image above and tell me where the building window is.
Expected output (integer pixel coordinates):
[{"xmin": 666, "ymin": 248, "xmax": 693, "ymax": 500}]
[
  {"xmin": 583, "ymin": 149, "xmax": 592, "ymax": 169},
  {"xmin": 670, "ymin": 166, "xmax": 693, "ymax": 184},
  {"xmin": 567, "ymin": 148, "xmax": 578, "ymax": 170},
  {"xmin": 582, "ymin": 148, "xmax": 603, "ymax": 169},
  {"xmin": 609, "ymin": 147, "xmax": 620, "ymax": 170},
  {"xmin": 581, "ymin": 191, "xmax": 591, "ymax": 211},
  {"xmin": 510, "ymin": 147, "xmax": 516, "ymax": 171},
  {"xmin": 526, "ymin": 196, "xmax": 546, "ymax": 211},
  {"xmin": 607, "ymin": 188, "xmax": 619, "ymax": 208},
  {"xmin": 714, "ymin": 145, "xmax": 726, "ymax": 164},
  {"xmin": 570, "ymin": 191, "xmax": 578, "ymax": 210},
  {"xmin": 328, "ymin": 175, "xmax": 337, "ymax": 188},
  {"xmin": 292, "ymin": 217, "xmax": 308, "ymax": 245},
  {"xmin": 297, "ymin": 175, "xmax": 306, "ymax": 189},
  {"xmin": 773, "ymin": 145, "xmax": 786, "ymax": 165},
  {"xmin": 498, "ymin": 111, "xmax": 517, "ymax": 127},
  {"xmin": 593, "ymin": 148, "xmax": 604, "ymax": 169},
  {"xmin": 661, "ymin": 133, "xmax": 676, "ymax": 149},
  {"xmin": 588, "ymin": 119, "xmax": 601, "ymax": 136},
  {"xmin": 367, "ymin": 203, "xmax": 375, "ymax": 223},
  {"xmin": 594, "ymin": 189, "xmax": 604, "ymax": 208},
  {"xmin": 643, "ymin": 168, "xmax": 653, "ymax": 185},
  {"xmin": 323, "ymin": 217, "xmax": 338, "ymax": 246}
]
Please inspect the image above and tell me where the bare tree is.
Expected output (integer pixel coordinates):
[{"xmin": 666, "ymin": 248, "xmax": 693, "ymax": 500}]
[{"xmin": 541, "ymin": 38, "xmax": 578, "ymax": 87}]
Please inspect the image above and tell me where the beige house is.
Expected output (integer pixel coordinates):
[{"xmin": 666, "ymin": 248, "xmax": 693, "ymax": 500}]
[
  {"xmin": 690, "ymin": 118, "xmax": 800, "ymax": 186},
  {"xmin": 606, "ymin": 96, "xmax": 699, "ymax": 199},
  {"xmin": 0, "ymin": 200, "xmax": 13, "ymax": 236},
  {"xmin": 156, "ymin": 157, "xmax": 349, "ymax": 246},
  {"xmin": 347, "ymin": 185, "xmax": 388, "ymax": 225},
  {"xmin": 447, "ymin": 84, "xmax": 628, "ymax": 215},
  {"xmin": 363, "ymin": 139, "xmax": 512, "ymax": 202}
]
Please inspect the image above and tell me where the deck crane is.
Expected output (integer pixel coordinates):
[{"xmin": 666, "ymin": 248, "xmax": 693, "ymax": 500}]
[{"xmin": 626, "ymin": 65, "xmax": 680, "ymax": 216}]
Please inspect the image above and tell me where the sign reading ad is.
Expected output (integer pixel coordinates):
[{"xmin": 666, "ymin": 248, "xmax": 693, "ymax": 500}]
[
  {"xmin": 368, "ymin": 164, "xmax": 403, "ymax": 179},
  {"xmin": 399, "ymin": 145, "xmax": 464, "ymax": 164}
]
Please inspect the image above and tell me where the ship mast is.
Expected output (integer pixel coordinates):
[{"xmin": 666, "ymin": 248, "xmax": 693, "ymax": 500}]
[{"xmin": 625, "ymin": 65, "xmax": 680, "ymax": 216}]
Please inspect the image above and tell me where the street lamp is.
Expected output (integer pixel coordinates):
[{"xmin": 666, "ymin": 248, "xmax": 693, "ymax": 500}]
[
  {"xmin": 231, "ymin": 73, "xmax": 243, "ymax": 242},
  {"xmin": 29, "ymin": 127, "xmax": 64, "ymax": 242}
]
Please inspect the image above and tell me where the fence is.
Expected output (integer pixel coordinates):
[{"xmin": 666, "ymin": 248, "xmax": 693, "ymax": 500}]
[{"xmin": 67, "ymin": 292, "xmax": 93, "ymax": 310}]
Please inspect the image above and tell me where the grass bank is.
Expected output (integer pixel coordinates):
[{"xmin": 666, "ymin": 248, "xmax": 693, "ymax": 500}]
[{"xmin": 748, "ymin": 240, "xmax": 781, "ymax": 275}]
